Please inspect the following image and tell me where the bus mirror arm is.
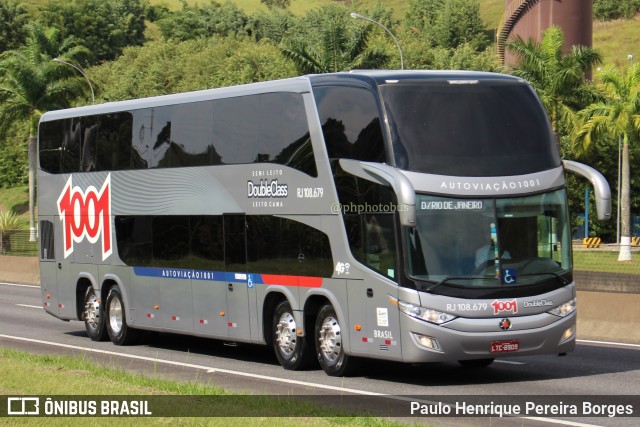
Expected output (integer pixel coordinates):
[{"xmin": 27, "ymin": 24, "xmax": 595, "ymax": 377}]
[
  {"xmin": 562, "ymin": 160, "xmax": 612, "ymax": 221},
  {"xmin": 339, "ymin": 159, "xmax": 416, "ymax": 227}
]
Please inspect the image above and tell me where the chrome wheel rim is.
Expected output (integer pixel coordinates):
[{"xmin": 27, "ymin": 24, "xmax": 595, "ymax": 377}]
[
  {"xmin": 109, "ymin": 296, "xmax": 123, "ymax": 334},
  {"xmin": 275, "ymin": 311, "xmax": 297, "ymax": 358},
  {"xmin": 84, "ymin": 293, "xmax": 100, "ymax": 329},
  {"xmin": 318, "ymin": 316, "xmax": 341, "ymax": 363}
]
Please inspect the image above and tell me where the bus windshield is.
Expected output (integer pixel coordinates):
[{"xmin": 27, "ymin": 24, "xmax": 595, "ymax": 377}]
[
  {"xmin": 380, "ymin": 81, "xmax": 560, "ymax": 176},
  {"xmin": 405, "ymin": 189, "xmax": 572, "ymax": 288}
]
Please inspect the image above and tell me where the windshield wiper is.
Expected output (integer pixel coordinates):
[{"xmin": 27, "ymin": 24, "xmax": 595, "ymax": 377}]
[
  {"xmin": 515, "ymin": 271, "xmax": 569, "ymax": 286},
  {"xmin": 425, "ymin": 276, "xmax": 490, "ymax": 293}
]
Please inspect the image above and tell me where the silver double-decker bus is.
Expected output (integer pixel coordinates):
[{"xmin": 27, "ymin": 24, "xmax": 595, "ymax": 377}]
[{"xmin": 38, "ymin": 71, "xmax": 610, "ymax": 376}]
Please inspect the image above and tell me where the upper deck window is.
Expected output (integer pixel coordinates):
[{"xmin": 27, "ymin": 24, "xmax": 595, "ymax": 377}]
[
  {"xmin": 39, "ymin": 92, "xmax": 317, "ymax": 176},
  {"xmin": 380, "ymin": 81, "xmax": 560, "ymax": 176},
  {"xmin": 313, "ymin": 86, "xmax": 387, "ymax": 163}
]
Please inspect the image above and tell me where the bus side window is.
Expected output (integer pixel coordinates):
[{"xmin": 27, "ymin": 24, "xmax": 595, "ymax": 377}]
[
  {"xmin": 39, "ymin": 120, "xmax": 64, "ymax": 174},
  {"xmin": 40, "ymin": 220, "xmax": 55, "ymax": 260},
  {"xmin": 96, "ymin": 113, "xmax": 133, "ymax": 171},
  {"xmin": 312, "ymin": 85, "xmax": 387, "ymax": 164},
  {"xmin": 61, "ymin": 118, "xmax": 82, "ymax": 173}
]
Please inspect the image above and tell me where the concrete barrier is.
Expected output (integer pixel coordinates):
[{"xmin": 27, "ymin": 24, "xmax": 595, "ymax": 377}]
[
  {"xmin": 0, "ymin": 255, "xmax": 39, "ymax": 285},
  {"xmin": 1, "ymin": 256, "xmax": 638, "ymax": 344}
]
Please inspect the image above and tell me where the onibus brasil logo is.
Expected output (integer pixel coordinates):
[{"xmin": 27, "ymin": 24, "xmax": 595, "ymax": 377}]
[{"xmin": 57, "ymin": 174, "xmax": 112, "ymax": 261}]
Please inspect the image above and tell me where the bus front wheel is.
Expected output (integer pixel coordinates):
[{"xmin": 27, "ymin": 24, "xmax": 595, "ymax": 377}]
[
  {"xmin": 315, "ymin": 304, "xmax": 357, "ymax": 376},
  {"xmin": 272, "ymin": 301, "xmax": 313, "ymax": 370},
  {"xmin": 83, "ymin": 286, "xmax": 107, "ymax": 341},
  {"xmin": 105, "ymin": 284, "xmax": 139, "ymax": 345}
]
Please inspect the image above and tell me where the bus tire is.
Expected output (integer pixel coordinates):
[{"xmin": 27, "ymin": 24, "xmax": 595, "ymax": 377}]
[
  {"xmin": 105, "ymin": 284, "xmax": 139, "ymax": 346},
  {"xmin": 315, "ymin": 304, "xmax": 357, "ymax": 376},
  {"xmin": 83, "ymin": 286, "xmax": 107, "ymax": 341},
  {"xmin": 458, "ymin": 358, "xmax": 495, "ymax": 368},
  {"xmin": 272, "ymin": 300, "xmax": 313, "ymax": 370}
]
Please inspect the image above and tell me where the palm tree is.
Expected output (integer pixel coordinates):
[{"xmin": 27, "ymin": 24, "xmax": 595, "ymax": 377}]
[
  {"xmin": 0, "ymin": 25, "xmax": 90, "ymax": 240},
  {"xmin": 507, "ymin": 26, "xmax": 602, "ymax": 138},
  {"xmin": 280, "ymin": 9, "xmax": 389, "ymax": 74},
  {"xmin": 574, "ymin": 64, "xmax": 640, "ymax": 262}
]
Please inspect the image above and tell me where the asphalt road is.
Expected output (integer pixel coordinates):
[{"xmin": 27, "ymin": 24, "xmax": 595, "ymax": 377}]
[{"xmin": 1, "ymin": 282, "xmax": 638, "ymax": 427}]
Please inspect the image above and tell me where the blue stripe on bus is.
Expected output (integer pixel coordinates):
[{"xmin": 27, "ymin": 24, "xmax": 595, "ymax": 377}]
[
  {"xmin": 131, "ymin": 267, "xmax": 323, "ymax": 289},
  {"xmin": 133, "ymin": 267, "xmax": 253, "ymax": 283}
]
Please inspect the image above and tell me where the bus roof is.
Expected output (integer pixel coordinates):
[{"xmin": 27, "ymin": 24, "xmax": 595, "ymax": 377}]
[{"xmin": 40, "ymin": 70, "xmax": 526, "ymax": 122}]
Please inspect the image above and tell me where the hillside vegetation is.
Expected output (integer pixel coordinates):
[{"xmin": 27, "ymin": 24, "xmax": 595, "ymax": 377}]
[{"xmin": 18, "ymin": 0, "xmax": 640, "ymax": 63}]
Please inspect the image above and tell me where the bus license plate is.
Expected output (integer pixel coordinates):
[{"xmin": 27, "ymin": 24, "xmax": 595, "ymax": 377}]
[{"xmin": 490, "ymin": 340, "xmax": 520, "ymax": 353}]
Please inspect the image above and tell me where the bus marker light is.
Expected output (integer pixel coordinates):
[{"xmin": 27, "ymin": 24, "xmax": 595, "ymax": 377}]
[
  {"xmin": 560, "ymin": 325, "xmax": 575, "ymax": 344},
  {"xmin": 45, "ymin": 294, "xmax": 50, "ymax": 299},
  {"xmin": 220, "ymin": 312, "xmax": 225, "ymax": 317},
  {"xmin": 146, "ymin": 313, "xmax": 154, "ymax": 318},
  {"xmin": 354, "ymin": 324, "xmax": 362, "ymax": 331},
  {"xmin": 171, "ymin": 316, "xmax": 180, "ymax": 321},
  {"xmin": 414, "ymin": 334, "xmax": 441, "ymax": 351},
  {"xmin": 200, "ymin": 319, "xmax": 208, "ymax": 325},
  {"xmin": 154, "ymin": 305, "xmax": 159, "ymax": 310},
  {"xmin": 296, "ymin": 329, "xmax": 303, "ymax": 335},
  {"xmin": 228, "ymin": 322, "xmax": 237, "ymax": 328},
  {"xmin": 362, "ymin": 337, "xmax": 372, "ymax": 343}
]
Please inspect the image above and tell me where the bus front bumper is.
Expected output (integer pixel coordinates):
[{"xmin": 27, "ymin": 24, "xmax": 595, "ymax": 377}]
[{"xmin": 400, "ymin": 311, "xmax": 576, "ymax": 363}]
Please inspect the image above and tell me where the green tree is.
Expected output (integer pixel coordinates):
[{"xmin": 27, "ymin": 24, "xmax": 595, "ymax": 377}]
[
  {"xmin": 280, "ymin": 5, "xmax": 389, "ymax": 74},
  {"xmin": 405, "ymin": 0, "xmax": 488, "ymax": 50},
  {"xmin": 89, "ymin": 37, "xmax": 297, "ymax": 100},
  {"xmin": 0, "ymin": 25, "xmax": 90, "ymax": 238},
  {"xmin": 250, "ymin": 9, "xmax": 297, "ymax": 43},
  {"xmin": 0, "ymin": 0, "xmax": 30, "ymax": 54},
  {"xmin": 593, "ymin": 0, "xmax": 640, "ymax": 20},
  {"xmin": 40, "ymin": 0, "xmax": 146, "ymax": 63},
  {"xmin": 507, "ymin": 26, "xmax": 603, "ymax": 138},
  {"xmin": 157, "ymin": 1, "xmax": 249, "ymax": 41},
  {"xmin": 260, "ymin": 0, "xmax": 291, "ymax": 10},
  {"xmin": 574, "ymin": 64, "xmax": 640, "ymax": 261}
]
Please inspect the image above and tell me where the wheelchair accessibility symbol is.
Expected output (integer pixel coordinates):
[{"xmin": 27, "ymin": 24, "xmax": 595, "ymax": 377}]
[
  {"xmin": 247, "ymin": 274, "xmax": 254, "ymax": 288},
  {"xmin": 502, "ymin": 269, "xmax": 517, "ymax": 285}
]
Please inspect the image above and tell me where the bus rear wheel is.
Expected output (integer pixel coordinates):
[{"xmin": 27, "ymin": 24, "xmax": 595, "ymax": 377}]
[
  {"xmin": 83, "ymin": 286, "xmax": 107, "ymax": 341},
  {"xmin": 315, "ymin": 304, "xmax": 357, "ymax": 376},
  {"xmin": 105, "ymin": 284, "xmax": 139, "ymax": 345},
  {"xmin": 272, "ymin": 301, "xmax": 313, "ymax": 370}
]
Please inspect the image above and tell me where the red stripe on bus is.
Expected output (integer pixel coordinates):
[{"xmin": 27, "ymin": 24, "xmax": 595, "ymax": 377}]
[{"xmin": 261, "ymin": 274, "xmax": 323, "ymax": 288}]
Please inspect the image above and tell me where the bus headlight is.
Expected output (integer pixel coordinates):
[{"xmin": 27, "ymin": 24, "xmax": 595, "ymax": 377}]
[
  {"xmin": 547, "ymin": 298, "xmax": 576, "ymax": 317},
  {"xmin": 398, "ymin": 301, "xmax": 456, "ymax": 325}
]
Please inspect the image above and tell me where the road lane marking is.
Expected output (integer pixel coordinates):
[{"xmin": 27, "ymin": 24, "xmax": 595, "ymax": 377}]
[
  {"xmin": 16, "ymin": 304, "xmax": 43, "ymax": 309},
  {"xmin": 0, "ymin": 333, "xmax": 610, "ymax": 426},
  {"xmin": 577, "ymin": 339, "xmax": 640, "ymax": 350},
  {"xmin": 0, "ymin": 282, "xmax": 39, "ymax": 288},
  {"xmin": 0, "ymin": 333, "xmax": 383, "ymax": 396},
  {"xmin": 494, "ymin": 360, "xmax": 526, "ymax": 365},
  {"xmin": 525, "ymin": 417, "xmax": 603, "ymax": 427}
]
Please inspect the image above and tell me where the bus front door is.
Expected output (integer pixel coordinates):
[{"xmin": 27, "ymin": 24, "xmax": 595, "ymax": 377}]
[{"xmin": 224, "ymin": 215, "xmax": 252, "ymax": 341}]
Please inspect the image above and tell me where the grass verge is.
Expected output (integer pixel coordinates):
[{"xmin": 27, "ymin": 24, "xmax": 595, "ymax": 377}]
[
  {"xmin": 0, "ymin": 348, "xmax": 409, "ymax": 426},
  {"xmin": 573, "ymin": 250, "xmax": 640, "ymax": 274}
]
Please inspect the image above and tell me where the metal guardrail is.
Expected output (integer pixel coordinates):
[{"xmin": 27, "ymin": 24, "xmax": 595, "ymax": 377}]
[{"xmin": 0, "ymin": 230, "xmax": 38, "ymax": 256}]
